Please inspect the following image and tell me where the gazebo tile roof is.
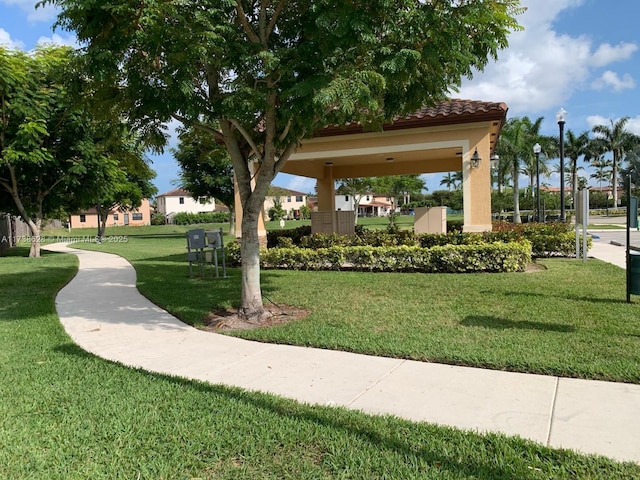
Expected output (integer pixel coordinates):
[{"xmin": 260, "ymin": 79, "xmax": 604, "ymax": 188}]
[{"xmin": 316, "ymin": 99, "xmax": 508, "ymax": 137}]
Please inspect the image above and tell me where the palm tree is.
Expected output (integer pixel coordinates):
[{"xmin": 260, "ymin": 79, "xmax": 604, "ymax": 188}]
[
  {"xmin": 591, "ymin": 118, "xmax": 640, "ymax": 207},
  {"xmin": 585, "ymin": 138, "xmax": 611, "ymax": 191},
  {"xmin": 452, "ymin": 171, "xmax": 463, "ymax": 190},
  {"xmin": 590, "ymin": 158, "xmax": 612, "ymax": 191},
  {"xmin": 563, "ymin": 130, "xmax": 590, "ymax": 209},
  {"xmin": 439, "ymin": 172, "xmax": 455, "ymax": 191},
  {"xmin": 495, "ymin": 116, "xmax": 544, "ymax": 223}
]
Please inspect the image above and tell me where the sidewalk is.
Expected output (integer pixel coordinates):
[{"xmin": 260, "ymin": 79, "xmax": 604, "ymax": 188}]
[{"xmin": 44, "ymin": 242, "xmax": 640, "ymax": 464}]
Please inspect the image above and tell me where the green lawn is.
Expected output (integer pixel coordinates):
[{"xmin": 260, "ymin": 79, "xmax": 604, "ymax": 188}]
[
  {"xmin": 2, "ymin": 246, "xmax": 640, "ymax": 478},
  {"xmin": 73, "ymin": 235, "xmax": 640, "ymax": 384}
]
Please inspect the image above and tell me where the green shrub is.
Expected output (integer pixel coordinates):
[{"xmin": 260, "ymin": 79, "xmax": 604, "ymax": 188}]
[
  {"xmin": 150, "ymin": 212, "xmax": 166, "ymax": 225},
  {"xmin": 490, "ymin": 221, "xmax": 591, "ymax": 257},
  {"xmin": 172, "ymin": 211, "xmax": 230, "ymax": 225},
  {"xmin": 266, "ymin": 225, "xmax": 312, "ymax": 248},
  {"xmin": 259, "ymin": 242, "xmax": 531, "ymax": 273},
  {"xmin": 225, "ymin": 241, "xmax": 241, "ymax": 266}
]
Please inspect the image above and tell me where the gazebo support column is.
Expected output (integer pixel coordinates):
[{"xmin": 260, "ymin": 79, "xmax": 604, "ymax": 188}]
[{"xmin": 462, "ymin": 134, "xmax": 493, "ymax": 232}]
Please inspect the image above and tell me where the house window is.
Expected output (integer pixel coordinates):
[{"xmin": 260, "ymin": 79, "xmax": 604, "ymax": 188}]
[
  {"xmin": 113, "ymin": 214, "xmax": 119, "ymax": 221},
  {"xmin": 179, "ymin": 197, "xmax": 185, "ymax": 204},
  {"xmin": 345, "ymin": 195, "xmax": 349, "ymax": 202},
  {"xmin": 79, "ymin": 214, "xmax": 86, "ymax": 223},
  {"xmin": 295, "ymin": 195, "xmax": 303, "ymax": 202},
  {"xmin": 287, "ymin": 196, "xmax": 291, "ymax": 202},
  {"xmin": 366, "ymin": 196, "xmax": 370, "ymax": 201},
  {"xmin": 199, "ymin": 197, "xmax": 207, "ymax": 204},
  {"xmin": 132, "ymin": 213, "xmax": 143, "ymax": 221}
]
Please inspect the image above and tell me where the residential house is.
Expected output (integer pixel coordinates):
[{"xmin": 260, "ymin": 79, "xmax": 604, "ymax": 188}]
[
  {"xmin": 319, "ymin": 193, "xmax": 396, "ymax": 217},
  {"xmin": 264, "ymin": 187, "xmax": 308, "ymax": 220},
  {"xmin": 156, "ymin": 188, "xmax": 217, "ymax": 223},
  {"xmin": 68, "ymin": 199, "xmax": 152, "ymax": 228}
]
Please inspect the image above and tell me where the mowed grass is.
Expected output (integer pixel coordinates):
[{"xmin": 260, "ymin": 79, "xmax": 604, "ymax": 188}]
[
  {"xmin": 75, "ymin": 236, "xmax": 640, "ymax": 384},
  {"xmin": 5, "ymin": 248, "xmax": 640, "ymax": 478}
]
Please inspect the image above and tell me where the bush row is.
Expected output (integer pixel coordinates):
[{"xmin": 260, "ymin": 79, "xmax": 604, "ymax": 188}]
[
  {"xmin": 225, "ymin": 241, "xmax": 532, "ymax": 273},
  {"xmin": 271, "ymin": 222, "xmax": 589, "ymax": 257},
  {"xmin": 172, "ymin": 211, "xmax": 230, "ymax": 225}
]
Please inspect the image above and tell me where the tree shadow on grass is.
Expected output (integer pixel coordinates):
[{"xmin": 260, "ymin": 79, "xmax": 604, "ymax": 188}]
[
  {"xmin": 461, "ymin": 315, "xmax": 576, "ymax": 333},
  {"xmin": 52, "ymin": 341, "xmax": 586, "ymax": 480},
  {"xmin": 485, "ymin": 290, "xmax": 629, "ymax": 306}
]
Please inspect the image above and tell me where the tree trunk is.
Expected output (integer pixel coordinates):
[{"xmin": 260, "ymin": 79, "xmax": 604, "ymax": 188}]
[
  {"xmin": 238, "ymin": 205, "xmax": 270, "ymax": 323},
  {"xmin": 228, "ymin": 206, "xmax": 235, "ymax": 236},
  {"xmin": 27, "ymin": 217, "xmax": 42, "ymax": 258},
  {"xmin": 96, "ymin": 204, "xmax": 107, "ymax": 240},
  {"xmin": 5, "ymin": 178, "xmax": 42, "ymax": 257}
]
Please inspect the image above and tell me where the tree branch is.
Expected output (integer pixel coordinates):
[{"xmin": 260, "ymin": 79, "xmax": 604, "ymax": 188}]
[
  {"xmin": 170, "ymin": 114, "xmax": 225, "ymax": 143},
  {"xmin": 266, "ymin": 0, "xmax": 286, "ymax": 39},
  {"xmin": 229, "ymin": 118, "xmax": 261, "ymax": 161},
  {"xmin": 235, "ymin": 1, "xmax": 260, "ymax": 44}
]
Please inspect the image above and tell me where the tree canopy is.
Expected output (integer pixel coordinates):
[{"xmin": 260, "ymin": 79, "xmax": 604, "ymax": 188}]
[
  {"xmin": 173, "ymin": 126, "xmax": 235, "ymax": 232},
  {"xmin": 0, "ymin": 46, "xmax": 104, "ymax": 256},
  {"xmin": 49, "ymin": 0, "xmax": 523, "ymax": 320}
]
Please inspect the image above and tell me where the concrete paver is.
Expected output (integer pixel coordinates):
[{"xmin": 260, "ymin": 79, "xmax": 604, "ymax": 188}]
[{"xmin": 44, "ymin": 242, "xmax": 640, "ymax": 464}]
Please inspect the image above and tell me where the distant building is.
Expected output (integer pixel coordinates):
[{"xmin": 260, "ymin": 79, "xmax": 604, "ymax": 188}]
[
  {"xmin": 68, "ymin": 199, "xmax": 152, "ymax": 228},
  {"xmin": 155, "ymin": 188, "xmax": 217, "ymax": 223},
  {"xmin": 313, "ymin": 193, "xmax": 396, "ymax": 217},
  {"xmin": 264, "ymin": 187, "xmax": 308, "ymax": 219}
]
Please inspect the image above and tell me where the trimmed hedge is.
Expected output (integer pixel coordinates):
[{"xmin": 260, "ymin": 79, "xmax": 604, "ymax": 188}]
[
  {"xmin": 172, "ymin": 211, "xmax": 230, "ymax": 225},
  {"xmin": 226, "ymin": 241, "xmax": 532, "ymax": 273},
  {"xmin": 267, "ymin": 225, "xmax": 312, "ymax": 248},
  {"xmin": 275, "ymin": 222, "xmax": 590, "ymax": 257}
]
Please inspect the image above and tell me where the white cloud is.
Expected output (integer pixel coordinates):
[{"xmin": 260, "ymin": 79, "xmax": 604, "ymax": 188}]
[
  {"xmin": 37, "ymin": 32, "xmax": 77, "ymax": 48},
  {"xmin": 592, "ymin": 71, "xmax": 635, "ymax": 92},
  {"xmin": 0, "ymin": 27, "xmax": 24, "ymax": 49},
  {"xmin": 627, "ymin": 118, "xmax": 640, "ymax": 136},
  {"xmin": 590, "ymin": 43, "xmax": 638, "ymax": 67},
  {"xmin": 586, "ymin": 115, "xmax": 640, "ymax": 136},
  {"xmin": 0, "ymin": 0, "xmax": 58, "ymax": 22},
  {"xmin": 456, "ymin": 0, "xmax": 638, "ymax": 115}
]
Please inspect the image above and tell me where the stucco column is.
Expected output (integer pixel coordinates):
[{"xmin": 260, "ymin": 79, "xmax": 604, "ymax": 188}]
[
  {"xmin": 316, "ymin": 164, "xmax": 336, "ymax": 211},
  {"xmin": 315, "ymin": 164, "xmax": 336, "ymax": 231},
  {"xmin": 462, "ymin": 133, "xmax": 492, "ymax": 232}
]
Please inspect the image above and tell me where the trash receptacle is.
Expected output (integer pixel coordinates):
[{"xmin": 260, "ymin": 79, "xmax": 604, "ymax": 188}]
[{"xmin": 629, "ymin": 252, "xmax": 640, "ymax": 295}]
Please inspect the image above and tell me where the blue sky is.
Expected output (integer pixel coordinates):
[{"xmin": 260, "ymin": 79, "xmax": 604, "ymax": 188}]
[{"xmin": 2, "ymin": 0, "xmax": 639, "ymax": 196}]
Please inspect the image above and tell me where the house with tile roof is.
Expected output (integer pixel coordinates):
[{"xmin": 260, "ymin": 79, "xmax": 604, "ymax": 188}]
[{"xmin": 264, "ymin": 187, "xmax": 309, "ymax": 220}]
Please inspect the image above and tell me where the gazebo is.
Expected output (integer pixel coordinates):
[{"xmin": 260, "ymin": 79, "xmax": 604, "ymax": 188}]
[{"xmin": 235, "ymin": 98, "xmax": 508, "ymax": 237}]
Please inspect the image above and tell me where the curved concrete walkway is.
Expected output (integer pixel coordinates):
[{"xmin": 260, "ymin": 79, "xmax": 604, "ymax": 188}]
[{"xmin": 44, "ymin": 242, "xmax": 640, "ymax": 464}]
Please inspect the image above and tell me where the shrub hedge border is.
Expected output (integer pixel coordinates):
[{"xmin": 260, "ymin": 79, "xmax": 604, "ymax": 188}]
[{"xmin": 226, "ymin": 241, "xmax": 532, "ymax": 273}]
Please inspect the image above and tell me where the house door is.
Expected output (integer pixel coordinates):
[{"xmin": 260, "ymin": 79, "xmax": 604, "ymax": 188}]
[{"xmin": 124, "ymin": 214, "xmax": 129, "ymax": 225}]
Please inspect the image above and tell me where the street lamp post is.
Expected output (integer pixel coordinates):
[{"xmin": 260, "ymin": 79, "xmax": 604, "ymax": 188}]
[
  {"xmin": 557, "ymin": 108, "xmax": 567, "ymax": 222},
  {"xmin": 533, "ymin": 143, "xmax": 541, "ymax": 222}
]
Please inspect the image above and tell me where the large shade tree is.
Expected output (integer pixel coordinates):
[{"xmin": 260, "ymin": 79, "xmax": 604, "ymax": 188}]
[
  {"xmin": 0, "ymin": 45, "xmax": 110, "ymax": 257},
  {"xmin": 173, "ymin": 126, "xmax": 235, "ymax": 234},
  {"xmin": 50, "ymin": 0, "xmax": 523, "ymax": 322}
]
